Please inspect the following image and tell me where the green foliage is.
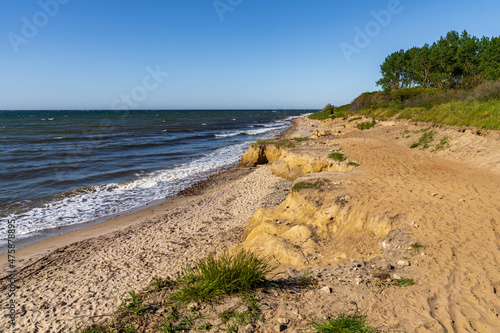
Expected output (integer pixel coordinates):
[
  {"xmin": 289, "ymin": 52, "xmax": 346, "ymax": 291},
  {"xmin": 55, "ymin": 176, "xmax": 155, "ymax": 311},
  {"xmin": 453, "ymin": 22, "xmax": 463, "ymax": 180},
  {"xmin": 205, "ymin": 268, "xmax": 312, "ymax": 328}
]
[
  {"xmin": 255, "ymin": 139, "xmax": 295, "ymax": 149},
  {"xmin": 348, "ymin": 116, "xmax": 363, "ymax": 122},
  {"xmin": 118, "ymin": 291, "xmax": 146, "ymax": 316},
  {"xmin": 377, "ymin": 30, "xmax": 500, "ymax": 91},
  {"xmin": 431, "ymin": 136, "xmax": 450, "ymax": 152},
  {"xmin": 171, "ymin": 249, "xmax": 273, "ymax": 304},
  {"xmin": 393, "ymin": 278, "xmax": 416, "ymax": 287},
  {"xmin": 309, "ymin": 104, "xmax": 348, "ymax": 120},
  {"xmin": 150, "ymin": 276, "xmax": 175, "ymax": 292},
  {"xmin": 410, "ymin": 130, "xmax": 436, "ymax": 149},
  {"xmin": 347, "ymin": 161, "xmax": 360, "ymax": 166},
  {"xmin": 292, "ymin": 137, "xmax": 309, "ymax": 142},
  {"xmin": 410, "ymin": 243, "xmax": 425, "ymax": 250},
  {"xmin": 309, "ymin": 312, "xmax": 380, "ymax": 333},
  {"xmin": 329, "ymin": 151, "xmax": 346, "ymax": 162},
  {"xmin": 355, "ymin": 118, "xmax": 376, "ymax": 130},
  {"xmin": 292, "ymin": 181, "xmax": 321, "ymax": 191},
  {"xmin": 199, "ymin": 322, "xmax": 213, "ymax": 331}
]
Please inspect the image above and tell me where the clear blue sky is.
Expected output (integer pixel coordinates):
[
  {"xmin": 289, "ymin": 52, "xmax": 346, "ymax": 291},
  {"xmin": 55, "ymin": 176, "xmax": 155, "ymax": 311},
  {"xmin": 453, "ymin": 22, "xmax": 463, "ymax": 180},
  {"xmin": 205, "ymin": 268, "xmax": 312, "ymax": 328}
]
[{"xmin": 1, "ymin": 0, "xmax": 499, "ymax": 110}]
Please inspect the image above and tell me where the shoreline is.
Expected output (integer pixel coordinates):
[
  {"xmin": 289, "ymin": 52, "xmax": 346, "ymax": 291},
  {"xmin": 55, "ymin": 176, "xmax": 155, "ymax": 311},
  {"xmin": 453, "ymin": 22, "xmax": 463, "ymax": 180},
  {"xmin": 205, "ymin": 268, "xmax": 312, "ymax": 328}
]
[{"xmin": 0, "ymin": 119, "xmax": 298, "ymax": 278}]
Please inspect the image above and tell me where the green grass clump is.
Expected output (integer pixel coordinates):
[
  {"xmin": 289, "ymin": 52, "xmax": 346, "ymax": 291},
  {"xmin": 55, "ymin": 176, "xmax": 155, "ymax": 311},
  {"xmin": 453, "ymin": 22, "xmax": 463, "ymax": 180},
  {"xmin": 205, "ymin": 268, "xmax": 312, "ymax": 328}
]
[
  {"xmin": 309, "ymin": 104, "xmax": 349, "ymax": 120},
  {"xmin": 254, "ymin": 139, "xmax": 295, "ymax": 149},
  {"xmin": 347, "ymin": 161, "xmax": 360, "ymax": 166},
  {"xmin": 329, "ymin": 151, "xmax": 347, "ymax": 162},
  {"xmin": 118, "ymin": 291, "xmax": 146, "ymax": 316},
  {"xmin": 356, "ymin": 118, "xmax": 377, "ymax": 130},
  {"xmin": 410, "ymin": 130, "xmax": 436, "ymax": 149},
  {"xmin": 171, "ymin": 249, "xmax": 273, "ymax": 304},
  {"xmin": 309, "ymin": 312, "xmax": 379, "ymax": 333},
  {"xmin": 431, "ymin": 135, "xmax": 449, "ymax": 152},
  {"xmin": 292, "ymin": 137, "xmax": 309, "ymax": 142},
  {"xmin": 348, "ymin": 116, "xmax": 363, "ymax": 122},
  {"xmin": 410, "ymin": 243, "xmax": 425, "ymax": 251},
  {"xmin": 393, "ymin": 278, "xmax": 416, "ymax": 287},
  {"xmin": 352, "ymin": 82, "xmax": 500, "ymax": 130},
  {"xmin": 292, "ymin": 181, "xmax": 321, "ymax": 191}
]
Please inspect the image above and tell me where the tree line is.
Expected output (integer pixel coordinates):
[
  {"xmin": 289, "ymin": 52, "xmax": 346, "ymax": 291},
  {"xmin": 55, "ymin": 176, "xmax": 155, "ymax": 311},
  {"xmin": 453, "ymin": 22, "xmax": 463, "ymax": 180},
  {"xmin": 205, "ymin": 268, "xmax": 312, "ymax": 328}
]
[{"xmin": 377, "ymin": 30, "xmax": 500, "ymax": 91}]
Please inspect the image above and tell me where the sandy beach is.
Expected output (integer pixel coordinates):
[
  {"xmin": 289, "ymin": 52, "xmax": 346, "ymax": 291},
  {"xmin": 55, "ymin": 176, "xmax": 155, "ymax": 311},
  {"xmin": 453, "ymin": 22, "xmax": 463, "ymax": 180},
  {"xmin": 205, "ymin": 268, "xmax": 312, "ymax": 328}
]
[{"xmin": 1, "ymin": 115, "xmax": 500, "ymax": 332}]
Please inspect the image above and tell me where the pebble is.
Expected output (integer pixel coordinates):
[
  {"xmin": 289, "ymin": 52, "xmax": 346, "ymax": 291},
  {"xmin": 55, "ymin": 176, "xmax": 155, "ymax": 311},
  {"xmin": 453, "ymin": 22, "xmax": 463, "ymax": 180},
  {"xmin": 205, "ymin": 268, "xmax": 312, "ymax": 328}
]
[
  {"xmin": 397, "ymin": 260, "xmax": 410, "ymax": 266},
  {"xmin": 321, "ymin": 286, "xmax": 332, "ymax": 294},
  {"xmin": 393, "ymin": 274, "xmax": 402, "ymax": 279}
]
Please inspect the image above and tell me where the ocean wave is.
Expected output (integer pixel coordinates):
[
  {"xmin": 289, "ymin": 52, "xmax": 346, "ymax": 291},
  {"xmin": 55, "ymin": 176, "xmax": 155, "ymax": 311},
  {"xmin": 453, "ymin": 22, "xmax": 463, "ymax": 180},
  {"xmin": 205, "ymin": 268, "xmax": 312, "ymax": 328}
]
[{"xmin": 0, "ymin": 143, "xmax": 248, "ymax": 240}]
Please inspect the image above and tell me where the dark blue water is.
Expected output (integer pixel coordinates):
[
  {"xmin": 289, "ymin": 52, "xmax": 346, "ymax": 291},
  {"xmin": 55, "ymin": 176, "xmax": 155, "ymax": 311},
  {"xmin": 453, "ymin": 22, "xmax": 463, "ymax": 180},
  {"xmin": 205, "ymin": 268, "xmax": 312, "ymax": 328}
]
[{"xmin": 0, "ymin": 109, "xmax": 311, "ymax": 241}]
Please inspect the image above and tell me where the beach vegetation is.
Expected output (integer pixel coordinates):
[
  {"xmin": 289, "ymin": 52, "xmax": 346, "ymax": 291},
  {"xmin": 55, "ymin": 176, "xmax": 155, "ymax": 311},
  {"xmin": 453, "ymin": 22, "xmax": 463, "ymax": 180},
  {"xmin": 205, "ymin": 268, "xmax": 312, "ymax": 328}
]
[
  {"xmin": 349, "ymin": 31, "xmax": 500, "ymax": 130},
  {"xmin": 347, "ymin": 161, "xmax": 360, "ymax": 166},
  {"xmin": 118, "ymin": 291, "xmax": 147, "ymax": 316},
  {"xmin": 255, "ymin": 138, "xmax": 295, "ymax": 149},
  {"xmin": 348, "ymin": 116, "xmax": 363, "ymax": 122},
  {"xmin": 170, "ymin": 249, "xmax": 274, "ymax": 304},
  {"xmin": 393, "ymin": 278, "xmax": 416, "ymax": 287},
  {"xmin": 410, "ymin": 130, "xmax": 436, "ymax": 149},
  {"xmin": 292, "ymin": 136, "xmax": 310, "ymax": 142},
  {"xmin": 309, "ymin": 311, "xmax": 380, "ymax": 333},
  {"xmin": 292, "ymin": 181, "xmax": 321, "ymax": 191},
  {"xmin": 329, "ymin": 151, "xmax": 347, "ymax": 162},
  {"xmin": 309, "ymin": 104, "xmax": 349, "ymax": 120},
  {"xmin": 431, "ymin": 136, "xmax": 450, "ymax": 152},
  {"xmin": 410, "ymin": 243, "xmax": 425, "ymax": 251},
  {"xmin": 356, "ymin": 118, "xmax": 377, "ymax": 130}
]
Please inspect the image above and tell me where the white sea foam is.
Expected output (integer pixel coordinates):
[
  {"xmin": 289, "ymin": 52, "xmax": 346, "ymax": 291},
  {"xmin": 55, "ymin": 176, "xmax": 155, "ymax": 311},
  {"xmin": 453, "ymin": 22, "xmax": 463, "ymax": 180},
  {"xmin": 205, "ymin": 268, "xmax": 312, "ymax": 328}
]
[
  {"xmin": 215, "ymin": 131, "xmax": 242, "ymax": 138},
  {"xmin": 1, "ymin": 143, "xmax": 249, "ymax": 240}
]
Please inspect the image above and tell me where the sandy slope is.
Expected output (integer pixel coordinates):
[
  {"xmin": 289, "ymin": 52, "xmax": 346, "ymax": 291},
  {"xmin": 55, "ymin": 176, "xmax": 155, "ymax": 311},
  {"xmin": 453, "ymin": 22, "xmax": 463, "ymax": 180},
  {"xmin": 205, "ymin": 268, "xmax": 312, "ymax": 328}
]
[
  {"xmin": 280, "ymin": 117, "xmax": 500, "ymax": 332},
  {"xmin": 1, "ymin": 115, "xmax": 500, "ymax": 332}
]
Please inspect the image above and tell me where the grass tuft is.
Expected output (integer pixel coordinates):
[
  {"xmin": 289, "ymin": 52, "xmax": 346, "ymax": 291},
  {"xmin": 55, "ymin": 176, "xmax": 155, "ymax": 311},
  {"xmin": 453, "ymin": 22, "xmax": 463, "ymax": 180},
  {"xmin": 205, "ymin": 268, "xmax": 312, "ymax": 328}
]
[
  {"xmin": 329, "ymin": 151, "xmax": 347, "ymax": 162},
  {"xmin": 347, "ymin": 161, "xmax": 360, "ymax": 166},
  {"xmin": 393, "ymin": 278, "xmax": 416, "ymax": 287},
  {"xmin": 171, "ymin": 249, "xmax": 274, "ymax": 304},
  {"xmin": 292, "ymin": 181, "xmax": 321, "ymax": 191},
  {"xmin": 410, "ymin": 243, "xmax": 425, "ymax": 250},
  {"xmin": 410, "ymin": 130, "xmax": 436, "ymax": 149},
  {"xmin": 356, "ymin": 118, "xmax": 377, "ymax": 130},
  {"xmin": 309, "ymin": 311, "xmax": 380, "ymax": 333},
  {"xmin": 255, "ymin": 139, "xmax": 295, "ymax": 149}
]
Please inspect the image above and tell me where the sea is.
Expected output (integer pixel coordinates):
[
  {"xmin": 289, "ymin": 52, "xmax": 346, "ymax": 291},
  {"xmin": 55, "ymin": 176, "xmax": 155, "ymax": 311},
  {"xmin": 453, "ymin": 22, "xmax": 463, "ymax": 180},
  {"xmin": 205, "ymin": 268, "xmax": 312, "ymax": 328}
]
[{"xmin": 0, "ymin": 109, "xmax": 312, "ymax": 251}]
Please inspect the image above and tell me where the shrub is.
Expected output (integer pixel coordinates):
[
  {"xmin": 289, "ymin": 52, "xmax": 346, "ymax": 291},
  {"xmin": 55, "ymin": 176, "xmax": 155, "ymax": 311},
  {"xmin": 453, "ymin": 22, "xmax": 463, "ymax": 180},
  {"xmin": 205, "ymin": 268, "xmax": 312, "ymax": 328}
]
[
  {"xmin": 356, "ymin": 118, "xmax": 376, "ymax": 130},
  {"xmin": 309, "ymin": 311, "xmax": 380, "ymax": 333},
  {"xmin": 329, "ymin": 151, "xmax": 346, "ymax": 161},
  {"xmin": 292, "ymin": 181, "xmax": 321, "ymax": 191},
  {"xmin": 171, "ymin": 249, "xmax": 273, "ymax": 304},
  {"xmin": 393, "ymin": 278, "xmax": 416, "ymax": 287}
]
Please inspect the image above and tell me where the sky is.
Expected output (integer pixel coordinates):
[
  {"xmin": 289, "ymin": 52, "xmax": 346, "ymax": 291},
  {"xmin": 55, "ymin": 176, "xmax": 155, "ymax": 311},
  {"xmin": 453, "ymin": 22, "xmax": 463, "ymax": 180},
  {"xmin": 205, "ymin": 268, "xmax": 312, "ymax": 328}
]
[{"xmin": 0, "ymin": 0, "xmax": 499, "ymax": 110}]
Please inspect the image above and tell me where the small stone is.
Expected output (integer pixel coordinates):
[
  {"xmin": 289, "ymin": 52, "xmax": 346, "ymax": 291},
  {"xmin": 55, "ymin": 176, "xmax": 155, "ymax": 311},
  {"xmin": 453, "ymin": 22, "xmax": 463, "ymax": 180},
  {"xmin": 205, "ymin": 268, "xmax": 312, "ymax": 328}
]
[
  {"xmin": 397, "ymin": 260, "xmax": 410, "ymax": 266},
  {"xmin": 459, "ymin": 198, "xmax": 465, "ymax": 202},
  {"xmin": 354, "ymin": 277, "xmax": 363, "ymax": 285},
  {"xmin": 321, "ymin": 286, "xmax": 331, "ymax": 294},
  {"xmin": 432, "ymin": 193, "xmax": 438, "ymax": 196},
  {"xmin": 275, "ymin": 324, "xmax": 287, "ymax": 332},
  {"xmin": 410, "ymin": 221, "xmax": 419, "ymax": 228},
  {"xmin": 278, "ymin": 318, "xmax": 290, "ymax": 325},
  {"xmin": 393, "ymin": 274, "xmax": 402, "ymax": 279},
  {"xmin": 244, "ymin": 324, "xmax": 256, "ymax": 333},
  {"xmin": 421, "ymin": 252, "xmax": 426, "ymax": 256}
]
